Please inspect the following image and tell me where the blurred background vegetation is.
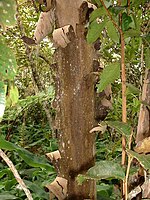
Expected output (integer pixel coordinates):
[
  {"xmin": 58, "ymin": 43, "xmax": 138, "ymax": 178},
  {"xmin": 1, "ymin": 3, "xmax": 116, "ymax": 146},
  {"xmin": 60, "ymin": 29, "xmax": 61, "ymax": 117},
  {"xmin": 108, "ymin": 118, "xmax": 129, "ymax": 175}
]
[{"xmin": 0, "ymin": 0, "xmax": 149, "ymax": 199}]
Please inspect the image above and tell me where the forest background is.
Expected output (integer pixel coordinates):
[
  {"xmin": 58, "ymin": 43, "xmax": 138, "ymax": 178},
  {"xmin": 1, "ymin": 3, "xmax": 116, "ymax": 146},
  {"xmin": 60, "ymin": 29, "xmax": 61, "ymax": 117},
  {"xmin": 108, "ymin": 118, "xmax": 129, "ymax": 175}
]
[{"xmin": 0, "ymin": 0, "xmax": 150, "ymax": 199}]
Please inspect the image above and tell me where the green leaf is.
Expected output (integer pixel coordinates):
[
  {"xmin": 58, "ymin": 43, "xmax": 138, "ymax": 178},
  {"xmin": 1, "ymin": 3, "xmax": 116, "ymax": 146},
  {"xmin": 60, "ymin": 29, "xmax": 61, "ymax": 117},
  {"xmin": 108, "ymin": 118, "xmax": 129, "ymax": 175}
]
[
  {"xmin": 24, "ymin": 180, "xmax": 49, "ymax": 199},
  {"xmin": 87, "ymin": 161, "xmax": 125, "ymax": 180},
  {"xmin": 0, "ymin": 40, "xmax": 17, "ymax": 81},
  {"xmin": 122, "ymin": 12, "xmax": 132, "ymax": 31},
  {"xmin": 97, "ymin": 63, "xmax": 120, "ymax": 92},
  {"xmin": 93, "ymin": 0, "xmax": 102, "ymax": 7},
  {"xmin": 76, "ymin": 174, "xmax": 86, "ymax": 185},
  {"xmin": 6, "ymin": 85, "xmax": 19, "ymax": 107},
  {"xmin": 124, "ymin": 29, "xmax": 141, "ymax": 38},
  {"xmin": 106, "ymin": 21, "xmax": 119, "ymax": 43},
  {"xmin": 0, "ymin": 194, "xmax": 17, "ymax": 200},
  {"xmin": 126, "ymin": 83, "xmax": 140, "ymax": 95},
  {"xmin": 17, "ymin": 149, "xmax": 54, "ymax": 171},
  {"xmin": 128, "ymin": 14, "xmax": 136, "ymax": 29},
  {"xmin": 0, "ymin": 135, "xmax": 17, "ymax": 150},
  {"xmin": 103, "ymin": 0, "xmax": 112, "ymax": 8},
  {"xmin": 105, "ymin": 121, "xmax": 131, "ymax": 136},
  {"xmin": 0, "ymin": 136, "xmax": 54, "ymax": 172},
  {"xmin": 87, "ymin": 20, "xmax": 106, "ymax": 43},
  {"xmin": 0, "ymin": 0, "xmax": 16, "ymax": 27},
  {"xmin": 145, "ymin": 48, "xmax": 150, "ymax": 68},
  {"xmin": 97, "ymin": 184, "xmax": 113, "ymax": 198},
  {"xmin": 127, "ymin": 150, "xmax": 150, "ymax": 170},
  {"xmin": 0, "ymin": 82, "xmax": 7, "ymax": 121},
  {"xmin": 0, "ymin": 169, "xmax": 12, "ymax": 179},
  {"xmin": 90, "ymin": 8, "xmax": 106, "ymax": 23},
  {"xmin": 5, "ymin": 179, "xmax": 17, "ymax": 190}
]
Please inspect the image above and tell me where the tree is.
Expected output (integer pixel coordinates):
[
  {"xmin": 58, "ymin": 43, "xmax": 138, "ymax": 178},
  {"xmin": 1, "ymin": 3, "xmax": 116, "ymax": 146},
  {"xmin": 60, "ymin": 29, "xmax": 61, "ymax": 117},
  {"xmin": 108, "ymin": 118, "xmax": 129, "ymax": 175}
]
[
  {"xmin": 0, "ymin": 0, "xmax": 150, "ymax": 199},
  {"xmin": 43, "ymin": 1, "xmax": 111, "ymax": 199}
]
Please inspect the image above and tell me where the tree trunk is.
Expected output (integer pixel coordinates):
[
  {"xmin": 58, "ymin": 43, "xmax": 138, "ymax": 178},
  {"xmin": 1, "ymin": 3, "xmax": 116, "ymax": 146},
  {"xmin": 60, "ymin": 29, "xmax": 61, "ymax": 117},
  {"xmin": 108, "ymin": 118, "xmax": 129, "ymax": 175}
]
[
  {"xmin": 53, "ymin": 1, "xmax": 96, "ymax": 199},
  {"xmin": 136, "ymin": 68, "xmax": 150, "ymax": 143}
]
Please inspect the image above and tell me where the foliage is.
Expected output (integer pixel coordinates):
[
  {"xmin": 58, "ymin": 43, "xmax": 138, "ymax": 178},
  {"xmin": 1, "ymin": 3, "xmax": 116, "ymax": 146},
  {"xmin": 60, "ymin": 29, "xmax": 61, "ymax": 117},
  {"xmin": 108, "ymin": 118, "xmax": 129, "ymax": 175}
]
[
  {"xmin": 127, "ymin": 150, "xmax": 150, "ymax": 170},
  {"xmin": 88, "ymin": 0, "xmax": 149, "ymax": 92},
  {"xmin": 86, "ymin": 0, "xmax": 150, "ymax": 199},
  {"xmin": 97, "ymin": 63, "xmax": 120, "ymax": 92},
  {"xmin": 0, "ymin": 1, "xmax": 56, "ymax": 199},
  {"xmin": 87, "ymin": 161, "xmax": 125, "ymax": 180},
  {"xmin": 0, "ymin": 0, "xmax": 150, "ymax": 199},
  {"xmin": 0, "ymin": 0, "xmax": 16, "ymax": 27}
]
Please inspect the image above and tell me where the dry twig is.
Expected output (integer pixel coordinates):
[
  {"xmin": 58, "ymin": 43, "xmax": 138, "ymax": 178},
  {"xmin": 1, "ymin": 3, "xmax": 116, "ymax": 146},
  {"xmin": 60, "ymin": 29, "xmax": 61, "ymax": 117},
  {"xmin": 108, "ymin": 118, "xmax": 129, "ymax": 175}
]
[{"xmin": 0, "ymin": 149, "xmax": 33, "ymax": 200}]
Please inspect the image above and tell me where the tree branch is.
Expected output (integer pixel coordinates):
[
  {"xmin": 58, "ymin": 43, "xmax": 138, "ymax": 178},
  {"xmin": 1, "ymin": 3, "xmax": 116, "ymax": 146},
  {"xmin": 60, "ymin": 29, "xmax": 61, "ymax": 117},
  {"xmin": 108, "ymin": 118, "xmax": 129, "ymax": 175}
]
[
  {"xmin": 99, "ymin": 0, "xmax": 122, "ymax": 34},
  {"xmin": 0, "ymin": 149, "xmax": 33, "ymax": 200}
]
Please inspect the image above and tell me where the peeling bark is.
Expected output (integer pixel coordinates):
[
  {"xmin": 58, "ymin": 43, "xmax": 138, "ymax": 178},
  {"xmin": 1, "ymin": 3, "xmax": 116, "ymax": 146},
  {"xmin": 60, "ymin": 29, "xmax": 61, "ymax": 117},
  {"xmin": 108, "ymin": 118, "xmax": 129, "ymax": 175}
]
[
  {"xmin": 136, "ymin": 69, "xmax": 150, "ymax": 143},
  {"xmin": 46, "ymin": 177, "xmax": 68, "ymax": 200},
  {"xmin": 52, "ymin": 1, "xmax": 97, "ymax": 199}
]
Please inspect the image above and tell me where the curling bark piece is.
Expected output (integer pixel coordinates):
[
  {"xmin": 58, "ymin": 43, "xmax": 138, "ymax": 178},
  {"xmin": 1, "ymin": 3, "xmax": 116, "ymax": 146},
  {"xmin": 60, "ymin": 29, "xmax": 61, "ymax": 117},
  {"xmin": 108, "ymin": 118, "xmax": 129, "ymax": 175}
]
[
  {"xmin": 34, "ymin": 8, "xmax": 55, "ymax": 44},
  {"xmin": 52, "ymin": 25, "xmax": 75, "ymax": 48},
  {"xmin": 46, "ymin": 150, "xmax": 61, "ymax": 161},
  {"xmin": 45, "ymin": 177, "xmax": 68, "ymax": 200},
  {"xmin": 46, "ymin": 150, "xmax": 61, "ymax": 174},
  {"xmin": 136, "ymin": 69, "xmax": 150, "ymax": 143}
]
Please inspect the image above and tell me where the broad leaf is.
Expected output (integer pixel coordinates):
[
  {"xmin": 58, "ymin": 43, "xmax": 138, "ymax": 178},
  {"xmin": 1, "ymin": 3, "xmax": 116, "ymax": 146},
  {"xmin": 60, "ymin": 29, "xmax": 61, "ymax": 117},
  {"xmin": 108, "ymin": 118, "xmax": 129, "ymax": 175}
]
[
  {"xmin": 87, "ymin": 20, "xmax": 106, "ymax": 43},
  {"xmin": 129, "ymin": 14, "xmax": 136, "ymax": 29},
  {"xmin": 127, "ymin": 150, "xmax": 150, "ymax": 170},
  {"xmin": 87, "ymin": 161, "xmax": 125, "ymax": 180},
  {"xmin": 0, "ymin": 135, "xmax": 17, "ymax": 150},
  {"xmin": 0, "ymin": 194, "xmax": 17, "ymax": 200},
  {"xmin": 105, "ymin": 121, "xmax": 131, "ymax": 136},
  {"xmin": 103, "ymin": 0, "xmax": 112, "ymax": 8},
  {"xmin": 0, "ymin": 40, "xmax": 17, "ymax": 81},
  {"xmin": 106, "ymin": 21, "xmax": 119, "ymax": 43},
  {"xmin": 0, "ymin": 136, "xmax": 54, "ymax": 171},
  {"xmin": 122, "ymin": 12, "xmax": 132, "ymax": 31},
  {"xmin": 97, "ymin": 62, "xmax": 120, "ymax": 92},
  {"xmin": 97, "ymin": 184, "xmax": 113, "ymax": 199},
  {"xmin": 17, "ymin": 149, "xmax": 54, "ymax": 171},
  {"xmin": 0, "ymin": 82, "xmax": 7, "ymax": 121},
  {"xmin": 126, "ymin": 83, "xmax": 140, "ymax": 95},
  {"xmin": 90, "ymin": 8, "xmax": 106, "ymax": 23},
  {"xmin": 6, "ymin": 85, "xmax": 19, "ymax": 107},
  {"xmin": 24, "ymin": 180, "xmax": 49, "ymax": 199},
  {"xmin": 124, "ymin": 29, "xmax": 141, "ymax": 38},
  {"xmin": 0, "ymin": 0, "xmax": 16, "ymax": 27}
]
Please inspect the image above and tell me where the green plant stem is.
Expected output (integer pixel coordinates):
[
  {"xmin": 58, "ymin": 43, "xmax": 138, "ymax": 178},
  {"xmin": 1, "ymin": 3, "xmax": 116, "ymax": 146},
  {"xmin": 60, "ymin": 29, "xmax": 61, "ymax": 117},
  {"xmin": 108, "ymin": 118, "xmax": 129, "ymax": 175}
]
[
  {"xmin": 120, "ymin": 31, "xmax": 127, "ymax": 161},
  {"xmin": 99, "ymin": 0, "xmax": 127, "ymax": 197}
]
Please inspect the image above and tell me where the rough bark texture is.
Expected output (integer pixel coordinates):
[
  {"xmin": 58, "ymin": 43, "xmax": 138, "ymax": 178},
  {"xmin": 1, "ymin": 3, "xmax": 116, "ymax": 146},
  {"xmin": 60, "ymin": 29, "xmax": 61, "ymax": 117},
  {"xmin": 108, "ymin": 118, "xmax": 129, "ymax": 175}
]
[
  {"xmin": 54, "ymin": 29, "xmax": 96, "ymax": 199},
  {"xmin": 136, "ymin": 69, "xmax": 150, "ymax": 143},
  {"xmin": 51, "ymin": 0, "xmax": 112, "ymax": 199},
  {"xmin": 53, "ymin": 1, "xmax": 96, "ymax": 199}
]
